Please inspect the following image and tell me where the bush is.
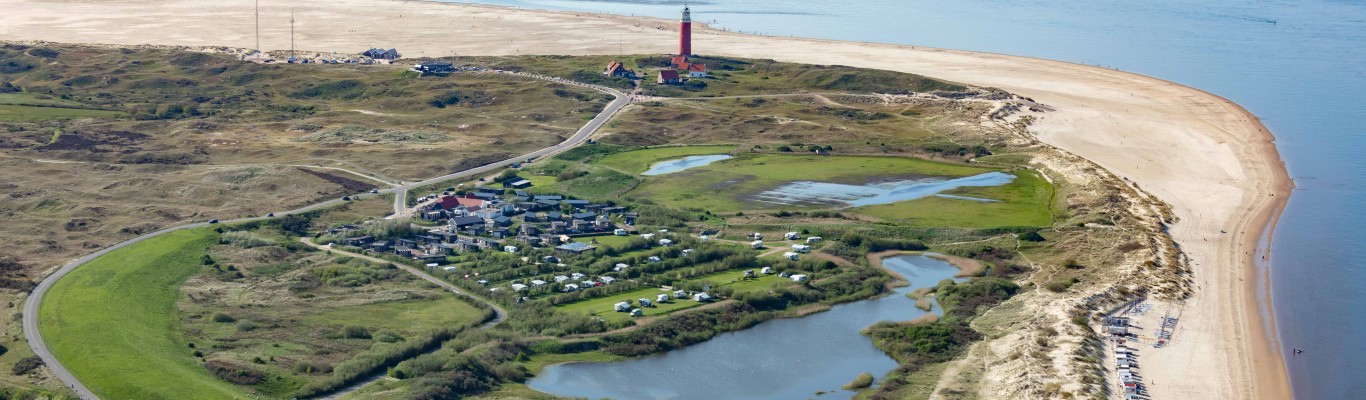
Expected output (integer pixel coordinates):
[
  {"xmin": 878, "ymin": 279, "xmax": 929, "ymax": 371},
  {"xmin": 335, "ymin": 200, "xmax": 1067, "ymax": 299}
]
[
  {"xmin": 341, "ymin": 325, "xmax": 372, "ymax": 339},
  {"xmin": 236, "ymin": 321, "xmax": 260, "ymax": 332},
  {"xmin": 10, "ymin": 356, "xmax": 41, "ymax": 376},
  {"xmin": 843, "ymin": 372, "xmax": 874, "ymax": 390},
  {"xmin": 211, "ymin": 313, "xmax": 235, "ymax": 323},
  {"xmin": 1019, "ymin": 231, "xmax": 1046, "ymax": 242},
  {"xmin": 219, "ymin": 231, "xmax": 273, "ymax": 248}
]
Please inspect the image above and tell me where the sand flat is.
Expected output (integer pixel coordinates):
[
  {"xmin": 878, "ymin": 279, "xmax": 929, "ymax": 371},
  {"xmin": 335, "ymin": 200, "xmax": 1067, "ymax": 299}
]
[{"xmin": 0, "ymin": 0, "xmax": 1291, "ymax": 398}]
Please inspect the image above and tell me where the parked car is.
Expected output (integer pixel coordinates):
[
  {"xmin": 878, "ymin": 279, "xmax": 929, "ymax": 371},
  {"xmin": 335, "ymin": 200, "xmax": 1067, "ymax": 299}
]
[
  {"xmin": 208, "ymin": 219, "xmax": 219, "ymax": 224},
  {"xmin": 369, "ymin": 189, "xmax": 379, "ymax": 194},
  {"xmin": 342, "ymin": 196, "xmax": 351, "ymax": 201},
  {"xmin": 266, "ymin": 212, "xmax": 274, "ymax": 217}
]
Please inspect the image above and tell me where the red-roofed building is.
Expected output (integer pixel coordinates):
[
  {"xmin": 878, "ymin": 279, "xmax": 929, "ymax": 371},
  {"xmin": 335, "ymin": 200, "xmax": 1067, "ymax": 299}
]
[
  {"xmin": 685, "ymin": 62, "xmax": 707, "ymax": 77},
  {"xmin": 438, "ymin": 196, "xmax": 485, "ymax": 210},
  {"xmin": 670, "ymin": 55, "xmax": 689, "ymax": 69},
  {"xmin": 657, "ymin": 70, "xmax": 681, "ymax": 85},
  {"xmin": 603, "ymin": 60, "xmax": 636, "ymax": 79}
]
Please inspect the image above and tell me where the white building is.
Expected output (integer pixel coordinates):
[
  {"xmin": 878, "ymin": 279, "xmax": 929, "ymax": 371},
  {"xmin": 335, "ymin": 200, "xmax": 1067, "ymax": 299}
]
[{"xmin": 790, "ymin": 274, "xmax": 808, "ymax": 282}]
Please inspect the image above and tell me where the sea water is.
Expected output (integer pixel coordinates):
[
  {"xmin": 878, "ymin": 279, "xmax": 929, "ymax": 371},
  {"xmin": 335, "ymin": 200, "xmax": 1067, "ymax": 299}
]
[{"xmin": 446, "ymin": 1, "xmax": 1366, "ymax": 397}]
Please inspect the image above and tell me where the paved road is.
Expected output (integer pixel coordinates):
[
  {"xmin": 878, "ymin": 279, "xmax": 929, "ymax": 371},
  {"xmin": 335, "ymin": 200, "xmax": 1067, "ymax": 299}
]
[
  {"xmin": 391, "ymin": 71, "xmax": 630, "ymax": 217},
  {"xmin": 22, "ymin": 71, "xmax": 628, "ymax": 400}
]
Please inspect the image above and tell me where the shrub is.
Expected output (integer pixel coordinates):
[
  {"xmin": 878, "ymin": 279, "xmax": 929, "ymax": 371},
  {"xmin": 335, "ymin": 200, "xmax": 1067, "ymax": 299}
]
[
  {"xmin": 211, "ymin": 313, "xmax": 235, "ymax": 323},
  {"xmin": 236, "ymin": 321, "xmax": 260, "ymax": 332},
  {"xmin": 341, "ymin": 325, "xmax": 371, "ymax": 339},
  {"xmin": 10, "ymin": 356, "xmax": 41, "ymax": 375},
  {"xmin": 843, "ymin": 372, "xmax": 874, "ymax": 390}
]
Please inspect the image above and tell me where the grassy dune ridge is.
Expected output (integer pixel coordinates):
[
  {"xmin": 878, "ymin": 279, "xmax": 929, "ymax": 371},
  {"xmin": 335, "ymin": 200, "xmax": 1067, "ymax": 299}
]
[{"xmin": 38, "ymin": 228, "xmax": 248, "ymax": 399}]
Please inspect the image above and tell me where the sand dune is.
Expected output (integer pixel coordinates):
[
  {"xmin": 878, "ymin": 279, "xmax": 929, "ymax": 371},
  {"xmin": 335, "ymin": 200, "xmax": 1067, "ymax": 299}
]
[{"xmin": 0, "ymin": 0, "xmax": 1291, "ymax": 398}]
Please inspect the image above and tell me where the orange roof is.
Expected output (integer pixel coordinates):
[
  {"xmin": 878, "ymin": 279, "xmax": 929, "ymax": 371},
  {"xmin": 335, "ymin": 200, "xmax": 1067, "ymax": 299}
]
[
  {"xmin": 686, "ymin": 63, "xmax": 706, "ymax": 72},
  {"xmin": 605, "ymin": 60, "xmax": 631, "ymax": 74},
  {"xmin": 658, "ymin": 70, "xmax": 680, "ymax": 80},
  {"xmin": 670, "ymin": 55, "xmax": 689, "ymax": 68}
]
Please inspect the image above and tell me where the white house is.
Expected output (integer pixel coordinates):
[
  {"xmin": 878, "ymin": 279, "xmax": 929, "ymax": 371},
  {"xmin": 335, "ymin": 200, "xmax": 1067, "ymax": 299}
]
[
  {"xmin": 790, "ymin": 274, "xmax": 808, "ymax": 282},
  {"xmin": 693, "ymin": 292, "xmax": 713, "ymax": 302},
  {"xmin": 784, "ymin": 252, "xmax": 800, "ymax": 261},
  {"xmin": 792, "ymin": 244, "xmax": 812, "ymax": 253},
  {"xmin": 503, "ymin": 245, "xmax": 519, "ymax": 253},
  {"xmin": 751, "ymin": 240, "xmax": 764, "ymax": 249},
  {"xmin": 614, "ymin": 302, "xmax": 632, "ymax": 312},
  {"xmin": 785, "ymin": 232, "xmax": 800, "ymax": 240},
  {"xmin": 511, "ymin": 283, "xmax": 529, "ymax": 291}
]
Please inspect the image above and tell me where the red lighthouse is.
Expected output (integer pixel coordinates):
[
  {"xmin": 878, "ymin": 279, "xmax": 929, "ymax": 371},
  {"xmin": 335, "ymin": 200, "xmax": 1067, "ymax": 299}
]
[{"xmin": 679, "ymin": 6, "xmax": 692, "ymax": 56}]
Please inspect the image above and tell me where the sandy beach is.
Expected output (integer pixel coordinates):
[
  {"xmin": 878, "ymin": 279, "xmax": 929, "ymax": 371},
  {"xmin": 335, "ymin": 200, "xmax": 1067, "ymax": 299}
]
[{"xmin": 0, "ymin": 0, "xmax": 1292, "ymax": 398}]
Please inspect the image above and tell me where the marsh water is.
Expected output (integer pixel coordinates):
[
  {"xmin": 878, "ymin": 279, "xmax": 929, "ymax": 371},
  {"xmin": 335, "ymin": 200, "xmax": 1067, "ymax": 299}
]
[
  {"xmin": 526, "ymin": 255, "xmax": 960, "ymax": 400},
  {"xmin": 641, "ymin": 154, "xmax": 733, "ymax": 176},
  {"xmin": 750, "ymin": 171, "xmax": 1013, "ymax": 207},
  {"xmin": 448, "ymin": 1, "xmax": 1366, "ymax": 397}
]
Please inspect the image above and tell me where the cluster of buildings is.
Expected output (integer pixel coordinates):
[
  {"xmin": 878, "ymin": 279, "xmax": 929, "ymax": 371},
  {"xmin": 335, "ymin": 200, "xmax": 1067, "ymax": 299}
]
[
  {"xmin": 601, "ymin": 6, "xmax": 708, "ymax": 86},
  {"xmin": 411, "ymin": 188, "xmax": 636, "ymax": 250}
]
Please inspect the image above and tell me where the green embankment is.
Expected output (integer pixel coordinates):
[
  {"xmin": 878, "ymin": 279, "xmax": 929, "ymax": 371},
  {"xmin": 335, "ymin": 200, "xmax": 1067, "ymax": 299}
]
[
  {"xmin": 593, "ymin": 145, "xmax": 737, "ymax": 173},
  {"xmin": 39, "ymin": 228, "xmax": 249, "ymax": 399}
]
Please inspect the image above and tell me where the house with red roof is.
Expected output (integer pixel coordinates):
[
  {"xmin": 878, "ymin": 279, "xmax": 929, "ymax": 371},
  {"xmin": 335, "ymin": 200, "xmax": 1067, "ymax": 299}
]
[
  {"xmin": 657, "ymin": 70, "xmax": 681, "ymax": 85},
  {"xmin": 603, "ymin": 60, "xmax": 636, "ymax": 79},
  {"xmin": 685, "ymin": 62, "xmax": 707, "ymax": 77}
]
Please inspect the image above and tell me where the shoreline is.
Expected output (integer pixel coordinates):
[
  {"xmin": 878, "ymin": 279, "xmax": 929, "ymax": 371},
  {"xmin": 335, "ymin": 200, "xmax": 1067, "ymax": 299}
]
[{"xmin": 0, "ymin": 0, "xmax": 1292, "ymax": 398}]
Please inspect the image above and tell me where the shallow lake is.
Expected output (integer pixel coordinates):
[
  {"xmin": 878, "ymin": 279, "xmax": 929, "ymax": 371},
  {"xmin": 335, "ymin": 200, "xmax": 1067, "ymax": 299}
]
[
  {"xmin": 748, "ymin": 171, "xmax": 1014, "ymax": 207},
  {"xmin": 526, "ymin": 255, "xmax": 961, "ymax": 400},
  {"xmin": 641, "ymin": 154, "xmax": 734, "ymax": 176}
]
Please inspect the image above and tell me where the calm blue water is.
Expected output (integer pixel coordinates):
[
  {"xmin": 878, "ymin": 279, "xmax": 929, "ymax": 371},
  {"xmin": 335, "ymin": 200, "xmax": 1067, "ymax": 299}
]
[
  {"xmin": 641, "ymin": 154, "xmax": 733, "ymax": 175},
  {"xmin": 449, "ymin": 1, "xmax": 1366, "ymax": 398},
  {"xmin": 527, "ymin": 255, "xmax": 960, "ymax": 400},
  {"xmin": 749, "ymin": 172, "xmax": 1014, "ymax": 207}
]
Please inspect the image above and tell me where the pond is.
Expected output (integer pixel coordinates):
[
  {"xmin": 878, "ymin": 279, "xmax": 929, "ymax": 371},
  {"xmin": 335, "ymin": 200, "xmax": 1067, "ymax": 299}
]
[
  {"xmin": 526, "ymin": 255, "xmax": 962, "ymax": 400},
  {"xmin": 641, "ymin": 154, "xmax": 734, "ymax": 176},
  {"xmin": 748, "ymin": 171, "xmax": 1014, "ymax": 207}
]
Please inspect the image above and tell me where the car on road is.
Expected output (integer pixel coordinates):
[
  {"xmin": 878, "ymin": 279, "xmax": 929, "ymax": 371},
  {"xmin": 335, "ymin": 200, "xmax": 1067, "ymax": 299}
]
[
  {"xmin": 370, "ymin": 189, "xmax": 379, "ymax": 194},
  {"xmin": 478, "ymin": 177, "xmax": 486, "ymax": 182},
  {"xmin": 342, "ymin": 196, "xmax": 351, "ymax": 201},
  {"xmin": 266, "ymin": 213, "xmax": 274, "ymax": 217},
  {"xmin": 208, "ymin": 219, "xmax": 218, "ymax": 224}
]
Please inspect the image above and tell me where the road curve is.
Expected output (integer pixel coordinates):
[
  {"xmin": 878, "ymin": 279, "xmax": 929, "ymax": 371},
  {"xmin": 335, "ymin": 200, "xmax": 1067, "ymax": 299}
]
[{"xmin": 22, "ymin": 72, "xmax": 627, "ymax": 400}]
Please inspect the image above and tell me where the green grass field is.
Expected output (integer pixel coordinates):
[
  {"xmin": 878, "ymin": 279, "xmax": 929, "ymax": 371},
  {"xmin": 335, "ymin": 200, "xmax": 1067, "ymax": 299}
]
[
  {"xmin": 851, "ymin": 170, "xmax": 1055, "ymax": 227},
  {"xmin": 0, "ymin": 104, "xmax": 123, "ymax": 121},
  {"xmin": 593, "ymin": 145, "xmax": 737, "ymax": 174},
  {"xmin": 303, "ymin": 297, "xmax": 486, "ymax": 332},
  {"xmin": 39, "ymin": 228, "xmax": 251, "ymax": 399},
  {"xmin": 622, "ymin": 152, "xmax": 997, "ymax": 211}
]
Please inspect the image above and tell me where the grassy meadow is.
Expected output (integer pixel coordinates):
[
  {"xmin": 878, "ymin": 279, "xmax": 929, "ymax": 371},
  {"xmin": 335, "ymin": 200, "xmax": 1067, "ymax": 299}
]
[
  {"xmin": 851, "ymin": 169, "xmax": 1056, "ymax": 227},
  {"xmin": 38, "ymin": 228, "xmax": 249, "ymax": 399}
]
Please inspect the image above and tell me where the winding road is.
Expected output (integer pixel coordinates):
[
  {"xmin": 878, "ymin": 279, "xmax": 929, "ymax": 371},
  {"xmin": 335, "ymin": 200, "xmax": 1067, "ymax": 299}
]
[{"xmin": 21, "ymin": 70, "xmax": 629, "ymax": 400}]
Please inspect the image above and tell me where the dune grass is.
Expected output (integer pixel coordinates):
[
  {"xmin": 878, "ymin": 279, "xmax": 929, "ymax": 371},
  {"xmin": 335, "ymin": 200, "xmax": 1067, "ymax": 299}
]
[
  {"xmin": 0, "ymin": 104, "xmax": 122, "ymax": 121},
  {"xmin": 38, "ymin": 228, "xmax": 250, "ymax": 399}
]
